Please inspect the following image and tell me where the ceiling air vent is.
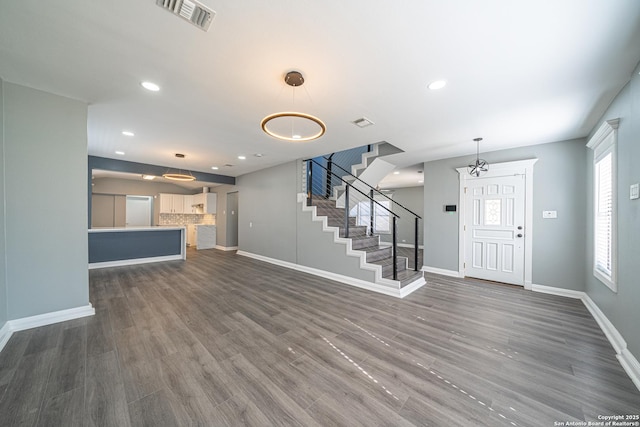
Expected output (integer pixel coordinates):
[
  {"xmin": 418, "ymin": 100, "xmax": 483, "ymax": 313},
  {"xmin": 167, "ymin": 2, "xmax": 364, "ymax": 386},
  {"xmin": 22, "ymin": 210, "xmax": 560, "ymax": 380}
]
[
  {"xmin": 156, "ymin": 0, "xmax": 215, "ymax": 32},
  {"xmin": 352, "ymin": 117, "xmax": 374, "ymax": 128}
]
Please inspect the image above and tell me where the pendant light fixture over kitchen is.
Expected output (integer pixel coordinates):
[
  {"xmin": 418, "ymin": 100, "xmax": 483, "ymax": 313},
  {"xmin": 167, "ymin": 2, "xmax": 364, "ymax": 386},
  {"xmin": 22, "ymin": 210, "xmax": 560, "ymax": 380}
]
[
  {"xmin": 163, "ymin": 153, "xmax": 196, "ymax": 182},
  {"xmin": 467, "ymin": 137, "xmax": 489, "ymax": 177},
  {"xmin": 261, "ymin": 71, "xmax": 326, "ymax": 142}
]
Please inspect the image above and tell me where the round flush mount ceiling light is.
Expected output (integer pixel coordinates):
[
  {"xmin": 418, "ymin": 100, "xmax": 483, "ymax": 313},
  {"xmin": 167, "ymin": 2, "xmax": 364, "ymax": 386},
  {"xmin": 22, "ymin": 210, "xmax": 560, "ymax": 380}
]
[
  {"xmin": 261, "ymin": 71, "xmax": 326, "ymax": 142},
  {"xmin": 122, "ymin": 131, "xmax": 135, "ymax": 136},
  {"xmin": 427, "ymin": 80, "xmax": 447, "ymax": 90},
  {"xmin": 141, "ymin": 81, "xmax": 160, "ymax": 92}
]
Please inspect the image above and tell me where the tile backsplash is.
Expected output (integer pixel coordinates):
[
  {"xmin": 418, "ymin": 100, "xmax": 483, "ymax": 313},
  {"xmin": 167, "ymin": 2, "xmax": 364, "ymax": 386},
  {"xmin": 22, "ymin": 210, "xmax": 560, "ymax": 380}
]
[{"xmin": 159, "ymin": 213, "xmax": 215, "ymax": 225}]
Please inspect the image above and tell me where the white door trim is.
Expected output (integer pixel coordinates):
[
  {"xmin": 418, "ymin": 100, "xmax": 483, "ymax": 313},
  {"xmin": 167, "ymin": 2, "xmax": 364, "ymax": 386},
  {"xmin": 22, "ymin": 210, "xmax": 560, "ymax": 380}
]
[{"xmin": 456, "ymin": 159, "xmax": 538, "ymax": 290}]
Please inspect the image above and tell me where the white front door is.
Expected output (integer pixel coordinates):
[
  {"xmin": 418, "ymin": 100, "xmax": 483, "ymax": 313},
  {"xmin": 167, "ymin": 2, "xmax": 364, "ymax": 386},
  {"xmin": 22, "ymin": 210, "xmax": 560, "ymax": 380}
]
[{"xmin": 464, "ymin": 175, "xmax": 525, "ymax": 285}]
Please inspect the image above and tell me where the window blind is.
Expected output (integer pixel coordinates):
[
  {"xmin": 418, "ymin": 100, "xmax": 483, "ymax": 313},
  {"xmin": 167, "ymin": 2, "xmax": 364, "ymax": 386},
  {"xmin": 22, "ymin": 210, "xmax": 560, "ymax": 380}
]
[{"xmin": 595, "ymin": 152, "xmax": 613, "ymax": 277}]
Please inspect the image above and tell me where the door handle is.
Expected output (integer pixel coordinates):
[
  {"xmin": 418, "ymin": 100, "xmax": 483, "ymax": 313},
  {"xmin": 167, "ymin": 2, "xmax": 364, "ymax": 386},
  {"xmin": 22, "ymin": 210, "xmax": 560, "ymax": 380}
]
[
  {"xmin": 517, "ymin": 226, "xmax": 523, "ymax": 230},
  {"xmin": 517, "ymin": 234, "xmax": 523, "ymax": 238}
]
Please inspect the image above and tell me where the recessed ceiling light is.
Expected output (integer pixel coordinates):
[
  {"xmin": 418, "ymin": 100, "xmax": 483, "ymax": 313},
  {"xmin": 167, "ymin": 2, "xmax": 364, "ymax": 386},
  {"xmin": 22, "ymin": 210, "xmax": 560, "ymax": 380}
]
[
  {"xmin": 211, "ymin": 166, "xmax": 219, "ymax": 170},
  {"xmin": 238, "ymin": 155, "xmax": 246, "ymax": 160},
  {"xmin": 142, "ymin": 175, "xmax": 156, "ymax": 180},
  {"xmin": 393, "ymin": 171, "xmax": 400, "ymax": 175},
  {"xmin": 254, "ymin": 153, "xmax": 264, "ymax": 157},
  {"xmin": 122, "ymin": 131, "xmax": 135, "ymax": 136},
  {"xmin": 428, "ymin": 80, "xmax": 447, "ymax": 90},
  {"xmin": 141, "ymin": 81, "xmax": 160, "ymax": 92},
  {"xmin": 115, "ymin": 151, "xmax": 125, "ymax": 155}
]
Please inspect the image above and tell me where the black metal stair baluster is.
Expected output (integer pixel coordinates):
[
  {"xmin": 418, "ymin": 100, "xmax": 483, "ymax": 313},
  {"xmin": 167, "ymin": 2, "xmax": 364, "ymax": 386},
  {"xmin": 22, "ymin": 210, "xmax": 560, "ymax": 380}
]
[
  {"xmin": 344, "ymin": 184, "xmax": 350, "ymax": 238},
  {"xmin": 307, "ymin": 160, "xmax": 313, "ymax": 206},
  {"xmin": 414, "ymin": 217, "xmax": 419, "ymax": 271},
  {"xmin": 392, "ymin": 216, "xmax": 398, "ymax": 280},
  {"xmin": 326, "ymin": 154, "xmax": 334, "ymax": 199},
  {"xmin": 369, "ymin": 189, "xmax": 374, "ymax": 236}
]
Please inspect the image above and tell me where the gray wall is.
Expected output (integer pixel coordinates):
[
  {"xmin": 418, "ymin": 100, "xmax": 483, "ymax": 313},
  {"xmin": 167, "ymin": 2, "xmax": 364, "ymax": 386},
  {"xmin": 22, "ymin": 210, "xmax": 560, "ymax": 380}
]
[
  {"xmin": 237, "ymin": 160, "xmax": 380, "ymax": 283},
  {"xmin": 380, "ymin": 186, "xmax": 424, "ymax": 247},
  {"xmin": 0, "ymin": 79, "xmax": 7, "ymax": 329},
  {"xmin": 4, "ymin": 83, "xmax": 89, "ymax": 319},
  {"xmin": 423, "ymin": 138, "xmax": 587, "ymax": 291},
  {"xmin": 238, "ymin": 162, "xmax": 298, "ymax": 263},
  {"xmin": 585, "ymin": 66, "xmax": 640, "ymax": 357}
]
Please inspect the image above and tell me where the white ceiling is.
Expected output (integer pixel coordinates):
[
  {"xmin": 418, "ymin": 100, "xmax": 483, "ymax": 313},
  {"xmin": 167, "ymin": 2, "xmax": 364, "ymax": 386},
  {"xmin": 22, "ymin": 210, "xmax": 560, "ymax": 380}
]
[{"xmin": 1, "ymin": 1, "xmax": 639, "ymax": 183}]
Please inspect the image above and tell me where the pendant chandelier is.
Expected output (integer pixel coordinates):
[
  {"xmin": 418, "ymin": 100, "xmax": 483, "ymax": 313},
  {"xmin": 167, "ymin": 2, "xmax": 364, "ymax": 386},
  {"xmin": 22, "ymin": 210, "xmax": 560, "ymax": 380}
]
[
  {"xmin": 163, "ymin": 153, "xmax": 196, "ymax": 182},
  {"xmin": 468, "ymin": 137, "xmax": 489, "ymax": 177},
  {"xmin": 261, "ymin": 71, "xmax": 326, "ymax": 142}
]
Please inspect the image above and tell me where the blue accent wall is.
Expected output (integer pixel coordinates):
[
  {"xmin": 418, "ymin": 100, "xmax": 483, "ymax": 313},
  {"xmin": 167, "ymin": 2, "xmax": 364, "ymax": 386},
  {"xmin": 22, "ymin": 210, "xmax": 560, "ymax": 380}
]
[{"xmin": 89, "ymin": 230, "xmax": 182, "ymax": 263}]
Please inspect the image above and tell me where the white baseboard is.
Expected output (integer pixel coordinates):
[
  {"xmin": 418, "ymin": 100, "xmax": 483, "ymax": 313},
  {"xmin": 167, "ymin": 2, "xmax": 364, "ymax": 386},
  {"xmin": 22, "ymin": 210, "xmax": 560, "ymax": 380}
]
[
  {"xmin": 581, "ymin": 293, "xmax": 627, "ymax": 355},
  {"xmin": 421, "ymin": 266, "xmax": 462, "ymax": 278},
  {"xmin": 618, "ymin": 349, "xmax": 640, "ymax": 391},
  {"xmin": 530, "ymin": 284, "xmax": 586, "ymax": 300},
  {"xmin": 216, "ymin": 245, "xmax": 238, "ymax": 251},
  {"xmin": 399, "ymin": 277, "xmax": 427, "ymax": 298},
  {"xmin": 88, "ymin": 254, "xmax": 184, "ymax": 269},
  {"xmin": 0, "ymin": 322, "xmax": 12, "ymax": 353},
  {"xmin": 236, "ymin": 250, "xmax": 425, "ymax": 298},
  {"xmin": 531, "ymin": 284, "xmax": 640, "ymax": 392},
  {"xmin": 0, "ymin": 304, "xmax": 95, "ymax": 353}
]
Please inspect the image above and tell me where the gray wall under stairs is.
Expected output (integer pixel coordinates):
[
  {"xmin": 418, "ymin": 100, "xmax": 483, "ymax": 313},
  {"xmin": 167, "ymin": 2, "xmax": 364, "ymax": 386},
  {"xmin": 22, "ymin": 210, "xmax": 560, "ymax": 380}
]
[{"xmin": 237, "ymin": 160, "xmax": 379, "ymax": 285}]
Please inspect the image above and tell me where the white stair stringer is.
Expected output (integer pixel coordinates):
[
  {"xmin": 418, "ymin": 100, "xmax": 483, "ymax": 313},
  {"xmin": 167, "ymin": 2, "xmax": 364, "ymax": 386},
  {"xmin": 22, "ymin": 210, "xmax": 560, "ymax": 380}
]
[
  {"xmin": 336, "ymin": 157, "xmax": 396, "ymax": 208},
  {"xmin": 297, "ymin": 193, "xmax": 425, "ymax": 298}
]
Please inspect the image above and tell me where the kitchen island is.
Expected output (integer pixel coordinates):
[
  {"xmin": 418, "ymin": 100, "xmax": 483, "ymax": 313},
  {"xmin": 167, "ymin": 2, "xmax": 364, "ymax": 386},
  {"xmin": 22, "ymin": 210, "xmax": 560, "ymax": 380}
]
[{"xmin": 88, "ymin": 226, "xmax": 186, "ymax": 269}]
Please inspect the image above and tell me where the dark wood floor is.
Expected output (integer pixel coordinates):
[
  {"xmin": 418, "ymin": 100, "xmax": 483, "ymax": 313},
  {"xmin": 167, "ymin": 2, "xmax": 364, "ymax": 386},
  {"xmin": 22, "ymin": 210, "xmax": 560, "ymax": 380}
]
[{"xmin": 0, "ymin": 248, "xmax": 638, "ymax": 426}]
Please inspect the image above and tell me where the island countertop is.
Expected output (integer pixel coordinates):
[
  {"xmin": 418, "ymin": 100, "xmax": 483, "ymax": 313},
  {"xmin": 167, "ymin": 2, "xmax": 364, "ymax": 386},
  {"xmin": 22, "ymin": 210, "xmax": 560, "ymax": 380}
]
[{"xmin": 89, "ymin": 225, "xmax": 186, "ymax": 232}]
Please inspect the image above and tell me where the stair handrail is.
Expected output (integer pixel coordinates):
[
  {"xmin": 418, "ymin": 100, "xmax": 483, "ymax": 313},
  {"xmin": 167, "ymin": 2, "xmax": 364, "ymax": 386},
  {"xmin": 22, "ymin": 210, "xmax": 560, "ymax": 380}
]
[
  {"xmin": 306, "ymin": 158, "xmax": 398, "ymax": 219},
  {"xmin": 321, "ymin": 156, "xmax": 422, "ymax": 220}
]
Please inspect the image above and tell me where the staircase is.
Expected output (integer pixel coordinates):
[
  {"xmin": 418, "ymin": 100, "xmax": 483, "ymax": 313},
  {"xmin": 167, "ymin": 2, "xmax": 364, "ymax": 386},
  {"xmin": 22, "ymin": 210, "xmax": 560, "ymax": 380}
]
[
  {"xmin": 310, "ymin": 198, "xmax": 424, "ymax": 287},
  {"xmin": 298, "ymin": 142, "xmax": 425, "ymax": 297}
]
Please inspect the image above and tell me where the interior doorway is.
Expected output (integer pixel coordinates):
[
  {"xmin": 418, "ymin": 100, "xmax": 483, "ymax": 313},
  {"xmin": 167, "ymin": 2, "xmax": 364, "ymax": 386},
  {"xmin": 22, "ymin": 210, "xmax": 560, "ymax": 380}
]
[
  {"xmin": 226, "ymin": 192, "xmax": 239, "ymax": 248},
  {"xmin": 125, "ymin": 195, "xmax": 152, "ymax": 227}
]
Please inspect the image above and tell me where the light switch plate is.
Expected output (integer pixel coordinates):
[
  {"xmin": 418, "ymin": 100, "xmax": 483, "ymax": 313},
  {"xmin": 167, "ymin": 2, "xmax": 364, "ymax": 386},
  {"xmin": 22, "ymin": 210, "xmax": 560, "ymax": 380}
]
[
  {"xmin": 630, "ymin": 183, "xmax": 639, "ymax": 200},
  {"xmin": 542, "ymin": 210, "xmax": 558, "ymax": 219}
]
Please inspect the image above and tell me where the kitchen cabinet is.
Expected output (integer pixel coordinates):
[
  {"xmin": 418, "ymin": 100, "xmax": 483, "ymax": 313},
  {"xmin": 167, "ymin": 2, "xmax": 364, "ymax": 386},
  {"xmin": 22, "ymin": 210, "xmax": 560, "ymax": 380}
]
[
  {"xmin": 158, "ymin": 193, "xmax": 185, "ymax": 213},
  {"xmin": 196, "ymin": 225, "xmax": 216, "ymax": 249},
  {"xmin": 183, "ymin": 195, "xmax": 198, "ymax": 214},
  {"xmin": 193, "ymin": 193, "xmax": 205, "ymax": 206}
]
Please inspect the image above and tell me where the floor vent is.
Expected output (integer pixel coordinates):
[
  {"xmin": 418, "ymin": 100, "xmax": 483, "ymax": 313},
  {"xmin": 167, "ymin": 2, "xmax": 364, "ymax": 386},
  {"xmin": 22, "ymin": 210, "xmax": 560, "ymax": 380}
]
[{"xmin": 156, "ymin": 0, "xmax": 215, "ymax": 32}]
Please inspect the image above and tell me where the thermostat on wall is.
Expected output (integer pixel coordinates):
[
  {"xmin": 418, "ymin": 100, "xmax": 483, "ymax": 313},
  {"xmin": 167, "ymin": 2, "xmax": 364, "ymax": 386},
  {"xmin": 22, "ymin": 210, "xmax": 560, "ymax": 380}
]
[{"xmin": 444, "ymin": 205, "xmax": 457, "ymax": 212}]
